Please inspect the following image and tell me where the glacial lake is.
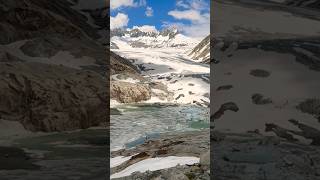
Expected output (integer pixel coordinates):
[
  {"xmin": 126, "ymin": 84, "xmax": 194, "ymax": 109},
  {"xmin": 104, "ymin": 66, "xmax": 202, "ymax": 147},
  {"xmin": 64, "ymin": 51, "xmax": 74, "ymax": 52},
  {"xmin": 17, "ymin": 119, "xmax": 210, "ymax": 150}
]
[{"xmin": 110, "ymin": 104, "xmax": 209, "ymax": 150}]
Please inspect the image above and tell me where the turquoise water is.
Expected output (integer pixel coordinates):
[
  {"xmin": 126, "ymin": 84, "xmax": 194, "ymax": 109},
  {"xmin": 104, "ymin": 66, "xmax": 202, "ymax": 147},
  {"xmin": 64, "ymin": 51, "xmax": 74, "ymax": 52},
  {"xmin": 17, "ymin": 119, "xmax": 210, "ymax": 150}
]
[{"xmin": 110, "ymin": 104, "xmax": 209, "ymax": 150}]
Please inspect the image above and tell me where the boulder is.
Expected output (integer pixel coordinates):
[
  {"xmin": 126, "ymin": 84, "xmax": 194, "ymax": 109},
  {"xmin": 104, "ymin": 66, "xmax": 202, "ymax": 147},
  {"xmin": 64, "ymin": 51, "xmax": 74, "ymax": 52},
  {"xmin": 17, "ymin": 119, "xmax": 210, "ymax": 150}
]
[{"xmin": 110, "ymin": 81, "xmax": 151, "ymax": 103}]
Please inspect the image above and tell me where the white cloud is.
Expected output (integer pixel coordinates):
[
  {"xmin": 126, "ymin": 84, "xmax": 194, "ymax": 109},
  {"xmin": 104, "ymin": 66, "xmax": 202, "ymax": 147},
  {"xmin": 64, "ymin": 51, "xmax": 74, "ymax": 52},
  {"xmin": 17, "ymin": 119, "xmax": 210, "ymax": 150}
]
[
  {"xmin": 176, "ymin": 0, "xmax": 190, "ymax": 9},
  {"xmin": 168, "ymin": 9, "xmax": 204, "ymax": 22},
  {"xmin": 145, "ymin": 6, "xmax": 154, "ymax": 17},
  {"xmin": 164, "ymin": 11, "xmax": 209, "ymax": 38},
  {"xmin": 110, "ymin": 13, "xmax": 129, "ymax": 30},
  {"xmin": 110, "ymin": 0, "xmax": 147, "ymax": 10},
  {"xmin": 165, "ymin": 0, "xmax": 209, "ymax": 38},
  {"xmin": 176, "ymin": 0, "xmax": 208, "ymax": 10},
  {"xmin": 132, "ymin": 25, "xmax": 158, "ymax": 33},
  {"xmin": 110, "ymin": 0, "xmax": 135, "ymax": 9},
  {"xmin": 189, "ymin": 0, "xmax": 208, "ymax": 10}
]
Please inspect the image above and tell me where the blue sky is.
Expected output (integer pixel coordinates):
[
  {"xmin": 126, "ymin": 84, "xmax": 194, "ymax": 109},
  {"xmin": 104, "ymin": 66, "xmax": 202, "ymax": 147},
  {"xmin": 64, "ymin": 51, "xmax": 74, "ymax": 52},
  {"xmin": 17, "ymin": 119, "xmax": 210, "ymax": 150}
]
[{"xmin": 110, "ymin": 0, "xmax": 210, "ymax": 38}]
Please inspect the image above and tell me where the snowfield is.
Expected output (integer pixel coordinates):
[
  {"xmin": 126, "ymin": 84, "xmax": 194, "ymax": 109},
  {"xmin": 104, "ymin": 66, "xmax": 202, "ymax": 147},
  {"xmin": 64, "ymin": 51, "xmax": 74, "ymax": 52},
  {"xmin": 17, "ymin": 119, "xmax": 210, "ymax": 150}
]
[
  {"xmin": 112, "ymin": 46, "xmax": 210, "ymax": 106},
  {"xmin": 110, "ymin": 156, "xmax": 200, "ymax": 179}
]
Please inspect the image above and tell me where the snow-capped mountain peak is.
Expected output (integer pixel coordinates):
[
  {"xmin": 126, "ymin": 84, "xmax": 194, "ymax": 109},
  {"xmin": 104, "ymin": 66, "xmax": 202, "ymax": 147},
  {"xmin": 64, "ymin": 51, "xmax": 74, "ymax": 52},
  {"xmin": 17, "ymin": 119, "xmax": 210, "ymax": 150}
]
[{"xmin": 111, "ymin": 27, "xmax": 200, "ymax": 49}]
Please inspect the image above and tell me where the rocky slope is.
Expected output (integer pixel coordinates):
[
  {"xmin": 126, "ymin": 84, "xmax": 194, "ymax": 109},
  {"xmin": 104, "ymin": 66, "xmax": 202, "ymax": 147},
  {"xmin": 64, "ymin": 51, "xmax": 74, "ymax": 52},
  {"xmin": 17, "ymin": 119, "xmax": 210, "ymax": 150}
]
[
  {"xmin": 0, "ymin": 61, "xmax": 107, "ymax": 132},
  {"xmin": 110, "ymin": 51, "xmax": 154, "ymax": 103},
  {"xmin": 0, "ymin": 0, "xmax": 108, "ymax": 132},
  {"xmin": 111, "ymin": 130, "xmax": 210, "ymax": 179},
  {"xmin": 189, "ymin": 35, "xmax": 210, "ymax": 63}
]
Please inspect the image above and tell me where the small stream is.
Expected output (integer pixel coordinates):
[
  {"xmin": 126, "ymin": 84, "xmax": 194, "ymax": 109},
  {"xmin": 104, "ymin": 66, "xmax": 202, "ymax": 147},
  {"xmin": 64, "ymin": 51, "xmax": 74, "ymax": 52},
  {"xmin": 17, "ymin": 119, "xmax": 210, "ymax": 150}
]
[{"xmin": 110, "ymin": 104, "xmax": 209, "ymax": 151}]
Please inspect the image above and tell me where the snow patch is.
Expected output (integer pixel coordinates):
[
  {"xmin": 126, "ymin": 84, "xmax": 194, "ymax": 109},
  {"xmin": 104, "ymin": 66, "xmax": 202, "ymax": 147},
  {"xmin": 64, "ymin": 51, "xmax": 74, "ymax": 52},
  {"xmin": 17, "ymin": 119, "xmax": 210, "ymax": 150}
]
[
  {"xmin": 110, "ymin": 156, "xmax": 200, "ymax": 179},
  {"xmin": 110, "ymin": 156, "xmax": 133, "ymax": 168}
]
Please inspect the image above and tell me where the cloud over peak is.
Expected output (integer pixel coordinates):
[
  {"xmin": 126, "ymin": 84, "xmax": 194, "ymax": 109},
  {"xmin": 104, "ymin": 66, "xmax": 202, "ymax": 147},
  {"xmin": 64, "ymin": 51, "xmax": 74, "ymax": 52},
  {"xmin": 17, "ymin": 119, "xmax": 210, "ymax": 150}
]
[{"xmin": 110, "ymin": 13, "xmax": 129, "ymax": 30}]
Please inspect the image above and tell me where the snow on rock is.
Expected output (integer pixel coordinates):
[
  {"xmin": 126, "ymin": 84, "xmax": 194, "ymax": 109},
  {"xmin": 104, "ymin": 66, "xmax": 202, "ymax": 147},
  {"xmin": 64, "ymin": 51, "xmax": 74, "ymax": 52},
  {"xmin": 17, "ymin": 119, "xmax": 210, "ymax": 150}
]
[
  {"xmin": 110, "ymin": 156, "xmax": 133, "ymax": 168},
  {"xmin": 189, "ymin": 35, "xmax": 210, "ymax": 63},
  {"xmin": 111, "ymin": 28, "xmax": 201, "ymax": 49},
  {"xmin": 110, "ymin": 156, "xmax": 200, "ymax": 179}
]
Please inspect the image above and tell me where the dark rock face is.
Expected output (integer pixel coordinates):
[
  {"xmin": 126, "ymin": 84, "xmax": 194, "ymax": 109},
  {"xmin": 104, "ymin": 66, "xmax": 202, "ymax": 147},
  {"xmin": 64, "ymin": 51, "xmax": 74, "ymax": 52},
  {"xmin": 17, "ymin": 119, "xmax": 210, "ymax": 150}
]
[
  {"xmin": 217, "ymin": 85, "xmax": 233, "ymax": 91},
  {"xmin": 249, "ymin": 69, "xmax": 271, "ymax": 78},
  {"xmin": 296, "ymin": 98, "xmax": 320, "ymax": 119},
  {"xmin": 212, "ymin": 102, "xmax": 239, "ymax": 120},
  {"xmin": 0, "ymin": 0, "xmax": 101, "ymax": 45},
  {"xmin": 110, "ymin": 51, "xmax": 140, "ymax": 75},
  {"xmin": 0, "ymin": 62, "xmax": 107, "ymax": 132},
  {"xmin": 265, "ymin": 123, "xmax": 298, "ymax": 142},
  {"xmin": 0, "ymin": 0, "xmax": 109, "ymax": 132},
  {"xmin": 251, "ymin": 93, "xmax": 273, "ymax": 105},
  {"xmin": 189, "ymin": 35, "xmax": 210, "ymax": 63},
  {"xmin": 0, "ymin": 49, "xmax": 23, "ymax": 62},
  {"xmin": 0, "ymin": 146, "xmax": 39, "ymax": 170}
]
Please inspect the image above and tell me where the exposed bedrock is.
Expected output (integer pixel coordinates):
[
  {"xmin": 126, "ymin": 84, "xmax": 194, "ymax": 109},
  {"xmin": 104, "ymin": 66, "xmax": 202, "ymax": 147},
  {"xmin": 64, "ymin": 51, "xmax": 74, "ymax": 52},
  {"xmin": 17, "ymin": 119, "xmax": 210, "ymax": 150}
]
[{"xmin": 0, "ymin": 62, "xmax": 108, "ymax": 132}]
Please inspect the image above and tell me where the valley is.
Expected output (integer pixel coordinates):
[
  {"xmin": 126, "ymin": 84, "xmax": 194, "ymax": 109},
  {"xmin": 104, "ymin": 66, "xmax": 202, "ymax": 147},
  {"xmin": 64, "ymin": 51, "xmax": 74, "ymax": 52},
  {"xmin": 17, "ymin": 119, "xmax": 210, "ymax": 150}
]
[{"xmin": 110, "ymin": 23, "xmax": 210, "ymax": 178}]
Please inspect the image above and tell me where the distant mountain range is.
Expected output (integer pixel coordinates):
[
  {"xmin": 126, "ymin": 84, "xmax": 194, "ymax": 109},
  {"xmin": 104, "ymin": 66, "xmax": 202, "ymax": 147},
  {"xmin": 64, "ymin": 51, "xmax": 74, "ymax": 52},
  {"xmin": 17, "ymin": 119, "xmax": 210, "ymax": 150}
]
[{"xmin": 110, "ymin": 27, "xmax": 200, "ymax": 49}]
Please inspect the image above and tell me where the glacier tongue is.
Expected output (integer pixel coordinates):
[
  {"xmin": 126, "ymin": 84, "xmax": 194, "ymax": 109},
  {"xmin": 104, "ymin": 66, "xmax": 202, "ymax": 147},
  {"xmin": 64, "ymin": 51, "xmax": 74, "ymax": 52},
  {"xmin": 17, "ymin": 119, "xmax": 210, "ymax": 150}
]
[{"xmin": 112, "ymin": 47, "xmax": 210, "ymax": 107}]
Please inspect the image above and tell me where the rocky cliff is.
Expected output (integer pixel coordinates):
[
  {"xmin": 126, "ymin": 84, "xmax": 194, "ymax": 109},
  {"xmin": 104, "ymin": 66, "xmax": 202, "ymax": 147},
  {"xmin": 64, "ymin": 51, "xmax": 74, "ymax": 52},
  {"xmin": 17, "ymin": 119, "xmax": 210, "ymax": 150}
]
[{"xmin": 0, "ymin": 0, "xmax": 108, "ymax": 132}]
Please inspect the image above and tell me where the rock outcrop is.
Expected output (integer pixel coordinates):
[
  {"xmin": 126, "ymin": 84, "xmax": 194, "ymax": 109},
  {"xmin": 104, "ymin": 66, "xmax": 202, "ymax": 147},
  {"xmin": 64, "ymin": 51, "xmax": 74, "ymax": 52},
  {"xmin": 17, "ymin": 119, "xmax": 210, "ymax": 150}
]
[
  {"xmin": 0, "ymin": 0, "xmax": 108, "ymax": 132},
  {"xmin": 111, "ymin": 130, "xmax": 210, "ymax": 179},
  {"xmin": 110, "ymin": 51, "xmax": 140, "ymax": 75},
  {"xmin": 110, "ymin": 81, "xmax": 151, "ymax": 103},
  {"xmin": 0, "ymin": 62, "xmax": 107, "ymax": 132},
  {"xmin": 189, "ymin": 35, "xmax": 210, "ymax": 63}
]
